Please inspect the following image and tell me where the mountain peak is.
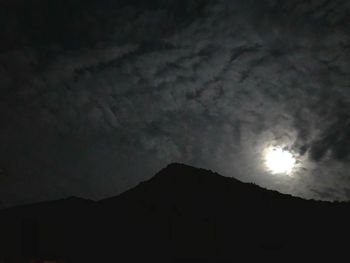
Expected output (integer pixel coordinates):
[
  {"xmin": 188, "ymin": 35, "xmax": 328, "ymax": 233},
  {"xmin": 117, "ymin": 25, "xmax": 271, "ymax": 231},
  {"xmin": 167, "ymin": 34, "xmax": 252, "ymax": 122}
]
[
  {"xmin": 144, "ymin": 163, "xmax": 250, "ymax": 193},
  {"xmin": 1, "ymin": 163, "xmax": 350, "ymax": 262},
  {"xmin": 152, "ymin": 162, "xmax": 223, "ymax": 181}
]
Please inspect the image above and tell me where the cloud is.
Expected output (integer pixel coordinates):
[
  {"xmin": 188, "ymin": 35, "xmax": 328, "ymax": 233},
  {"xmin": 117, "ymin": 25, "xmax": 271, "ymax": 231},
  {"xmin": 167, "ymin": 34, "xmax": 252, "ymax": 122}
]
[{"xmin": 1, "ymin": 0, "xmax": 350, "ymax": 206}]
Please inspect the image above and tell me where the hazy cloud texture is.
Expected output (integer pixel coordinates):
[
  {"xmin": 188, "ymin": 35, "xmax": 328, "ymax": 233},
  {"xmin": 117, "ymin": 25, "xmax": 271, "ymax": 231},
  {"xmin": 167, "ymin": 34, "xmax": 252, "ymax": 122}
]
[{"xmin": 1, "ymin": 0, "xmax": 350, "ymax": 207}]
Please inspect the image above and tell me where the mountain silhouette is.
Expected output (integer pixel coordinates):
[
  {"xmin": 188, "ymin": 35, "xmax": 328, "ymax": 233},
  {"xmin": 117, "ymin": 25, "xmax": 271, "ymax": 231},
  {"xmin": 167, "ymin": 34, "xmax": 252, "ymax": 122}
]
[{"xmin": 0, "ymin": 163, "xmax": 349, "ymax": 262}]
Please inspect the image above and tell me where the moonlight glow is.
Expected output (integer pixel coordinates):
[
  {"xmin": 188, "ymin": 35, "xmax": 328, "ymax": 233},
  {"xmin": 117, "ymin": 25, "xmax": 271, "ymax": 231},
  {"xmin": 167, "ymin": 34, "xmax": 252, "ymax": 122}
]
[{"xmin": 264, "ymin": 147, "xmax": 296, "ymax": 175}]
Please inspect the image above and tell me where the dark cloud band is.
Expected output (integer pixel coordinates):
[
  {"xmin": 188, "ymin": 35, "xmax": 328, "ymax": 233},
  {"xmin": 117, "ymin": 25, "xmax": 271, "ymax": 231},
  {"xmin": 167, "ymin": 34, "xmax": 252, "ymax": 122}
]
[{"xmin": 1, "ymin": 0, "xmax": 350, "ymax": 207}]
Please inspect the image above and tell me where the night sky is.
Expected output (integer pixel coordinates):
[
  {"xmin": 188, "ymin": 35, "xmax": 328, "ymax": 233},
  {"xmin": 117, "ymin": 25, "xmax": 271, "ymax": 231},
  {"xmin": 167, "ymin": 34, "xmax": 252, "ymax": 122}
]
[{"xmin": 1, "ymin": 0, "xmax": 350, "ymax": 208}]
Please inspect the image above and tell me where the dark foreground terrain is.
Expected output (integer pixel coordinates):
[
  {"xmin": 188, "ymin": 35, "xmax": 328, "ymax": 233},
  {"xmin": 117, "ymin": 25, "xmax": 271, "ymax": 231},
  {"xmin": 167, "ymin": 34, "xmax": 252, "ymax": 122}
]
[{"xmin": 1, "ymin": 163, "xmax": 350, "ymax": 262}]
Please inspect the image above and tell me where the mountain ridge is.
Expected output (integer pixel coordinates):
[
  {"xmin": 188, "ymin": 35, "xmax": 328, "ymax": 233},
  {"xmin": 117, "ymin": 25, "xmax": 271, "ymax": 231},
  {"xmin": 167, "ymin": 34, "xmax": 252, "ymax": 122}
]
[
  {"xmin": 102, "ymin": 162, "xmax": 340, "ymax": 206},
  {"xmin": 0, "ymin": 162, "xmax": 344, "ymax": 213},
  {"xmin": 1, "ymin": 163, "xmax": 349, "ymax": 262}
]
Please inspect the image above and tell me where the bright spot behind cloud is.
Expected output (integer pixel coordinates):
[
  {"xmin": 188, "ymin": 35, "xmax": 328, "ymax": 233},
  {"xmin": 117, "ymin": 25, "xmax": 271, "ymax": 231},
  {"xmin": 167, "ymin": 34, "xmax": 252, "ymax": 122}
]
[{"xmin": 264, "ymin": 147, "xmax": 296, "ymax": 175}]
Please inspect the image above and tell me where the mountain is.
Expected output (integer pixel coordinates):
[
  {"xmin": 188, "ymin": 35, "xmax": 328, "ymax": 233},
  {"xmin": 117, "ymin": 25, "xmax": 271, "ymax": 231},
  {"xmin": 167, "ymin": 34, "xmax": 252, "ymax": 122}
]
[{"xmin": 0, "ymin": 163, "xmax": 349, "ymax": 262}]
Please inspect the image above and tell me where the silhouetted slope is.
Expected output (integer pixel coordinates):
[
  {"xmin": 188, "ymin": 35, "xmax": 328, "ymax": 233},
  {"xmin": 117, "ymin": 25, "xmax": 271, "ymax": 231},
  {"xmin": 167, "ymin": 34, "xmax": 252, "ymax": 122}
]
[
  {"xmin": 0, "ymin": 196, "xmax": 94, "ymax": 261},
  {"xmin": 1, "ymin": 163, "xmax": 350, "ymax": 262}
]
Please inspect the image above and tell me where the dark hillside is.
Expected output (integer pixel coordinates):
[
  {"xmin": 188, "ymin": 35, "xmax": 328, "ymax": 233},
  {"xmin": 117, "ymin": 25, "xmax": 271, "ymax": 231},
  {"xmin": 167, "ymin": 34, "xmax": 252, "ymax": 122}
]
[{"xmin": 0, "ymin": 163, "xmax": 349, "ymax": 262}]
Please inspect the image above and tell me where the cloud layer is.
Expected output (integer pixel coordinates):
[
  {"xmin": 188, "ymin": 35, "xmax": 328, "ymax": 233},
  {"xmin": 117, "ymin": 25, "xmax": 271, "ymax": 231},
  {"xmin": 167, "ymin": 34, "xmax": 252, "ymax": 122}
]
[{"xmin": 1, "ymin": 0, "xmax": 350, "ymax": 206}]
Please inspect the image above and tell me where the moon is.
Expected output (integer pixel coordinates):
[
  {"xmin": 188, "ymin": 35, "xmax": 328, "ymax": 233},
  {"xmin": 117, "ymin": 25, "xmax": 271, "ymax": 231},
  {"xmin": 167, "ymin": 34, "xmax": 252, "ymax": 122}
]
[{"xmin": 264, "ymin": 147, "xmax": 296, "ymax": 175}]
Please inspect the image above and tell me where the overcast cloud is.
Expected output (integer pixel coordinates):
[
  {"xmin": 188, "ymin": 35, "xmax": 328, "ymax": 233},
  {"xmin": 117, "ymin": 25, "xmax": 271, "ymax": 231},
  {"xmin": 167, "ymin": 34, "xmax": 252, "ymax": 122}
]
[{"xmin": 1, "ymin": 0, "xmax": 350, "ymax": 207}]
